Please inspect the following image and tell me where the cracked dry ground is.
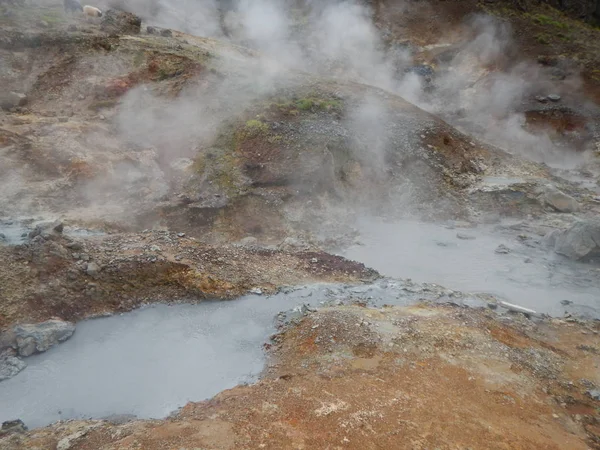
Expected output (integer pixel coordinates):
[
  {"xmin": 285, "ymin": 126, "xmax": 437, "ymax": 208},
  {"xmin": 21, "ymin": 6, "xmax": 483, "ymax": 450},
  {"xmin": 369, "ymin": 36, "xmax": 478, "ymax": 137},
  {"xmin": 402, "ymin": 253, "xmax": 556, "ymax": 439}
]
[{"xmin": 4, "ymin": 304, "xmax": 600, "ymax": 449}]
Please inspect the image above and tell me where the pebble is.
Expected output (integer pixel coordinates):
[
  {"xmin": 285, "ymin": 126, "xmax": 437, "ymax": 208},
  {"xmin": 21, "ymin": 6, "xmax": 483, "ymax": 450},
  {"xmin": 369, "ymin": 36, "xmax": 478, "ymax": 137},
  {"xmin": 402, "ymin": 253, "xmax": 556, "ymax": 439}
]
[
  {"xmin": 495, "ymin": 244, "xmax": 511, "ymax": 254},
  {"xmin": 535, "ymin": 95, "xmax": 547, "ymax": 103},
  {"xmin": 547, "ymin": 94, "xmax": 561, "ymax": 102},
  {"xmin": 456, "ymin": 233, "xmax": 476, "ymax": 240},
  {"xmin": 250, "ymin": 287, "xmax": 263, "ymax": 295},
  {"xmin": 177, "ymin": 232, "xmax": 185, "ymax": 238}
]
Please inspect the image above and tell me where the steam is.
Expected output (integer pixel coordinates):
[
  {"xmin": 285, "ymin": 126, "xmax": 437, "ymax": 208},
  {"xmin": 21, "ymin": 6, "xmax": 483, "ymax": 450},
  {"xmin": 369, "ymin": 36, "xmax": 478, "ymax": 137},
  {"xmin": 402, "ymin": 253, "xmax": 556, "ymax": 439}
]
[{"xmin": 0, "ymin": 0, "xmax": 593, "ymax": 228}]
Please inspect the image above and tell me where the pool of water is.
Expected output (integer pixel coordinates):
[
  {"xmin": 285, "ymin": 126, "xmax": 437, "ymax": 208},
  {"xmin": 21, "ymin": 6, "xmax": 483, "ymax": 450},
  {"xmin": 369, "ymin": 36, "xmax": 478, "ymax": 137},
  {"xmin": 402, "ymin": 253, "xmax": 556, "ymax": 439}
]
[{"xmin": 341, "ymin": 219, "xmax": 600, "ymax": 317}]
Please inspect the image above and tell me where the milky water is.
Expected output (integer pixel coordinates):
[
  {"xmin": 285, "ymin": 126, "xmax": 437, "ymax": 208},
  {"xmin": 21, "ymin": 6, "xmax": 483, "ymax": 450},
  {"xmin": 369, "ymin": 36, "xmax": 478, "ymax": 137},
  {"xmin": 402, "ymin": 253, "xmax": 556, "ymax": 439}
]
[
  {"xmin": 2, "ymin": 218, "xmax": 599, "ymax": 429},
  {"xmin": 0, "ymin": 298, "xmax": 288, "ymax": 428},
  {"xmin": 342, "ymin": 219, "xmax": 600, "ymax": 317},
  {"xmin": 0, "ymin": 282, "xmax": 421, "ymax": 429}
]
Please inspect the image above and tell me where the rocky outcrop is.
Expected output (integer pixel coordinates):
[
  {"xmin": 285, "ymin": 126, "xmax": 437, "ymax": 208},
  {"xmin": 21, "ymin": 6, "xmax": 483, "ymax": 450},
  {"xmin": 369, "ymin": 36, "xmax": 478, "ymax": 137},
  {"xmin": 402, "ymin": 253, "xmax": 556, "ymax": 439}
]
[
  {"xmin": 0, "ymin": 351, "xmax": 26, "ymax": 381},
  {"xmin": 11, "ymin": 319, "xmax": 75, "ymax": 357},
  {"xmin": 28, "ymin": 221, "xmax": 63, "ymax": 241},
  {"xmin": 542, "ymin": 185, "xmax": 580, "ymax": 213},
  {"xmin": 546, "ymin": 219, "xmax": 600, "ymax": 261}
]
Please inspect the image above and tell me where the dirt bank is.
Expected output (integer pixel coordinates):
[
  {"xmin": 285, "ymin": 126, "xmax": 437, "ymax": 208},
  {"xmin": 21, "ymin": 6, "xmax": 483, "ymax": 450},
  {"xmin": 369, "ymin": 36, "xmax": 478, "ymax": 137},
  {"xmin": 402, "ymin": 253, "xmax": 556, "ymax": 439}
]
[{"xmin": 0, "ymin": 230, "xmax": 377, "ymax": 330}]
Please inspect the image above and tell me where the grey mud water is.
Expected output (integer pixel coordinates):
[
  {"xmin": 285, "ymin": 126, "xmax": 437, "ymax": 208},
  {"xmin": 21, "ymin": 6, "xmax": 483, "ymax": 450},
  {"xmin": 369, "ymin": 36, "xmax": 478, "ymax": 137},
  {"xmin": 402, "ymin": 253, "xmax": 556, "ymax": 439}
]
[
  {"xmin": 0, "ymin": 278, "xmax": 491, "ymax": 429},
  {"xmin": 342, "ymin": 219, "xmax": 600, "ymax": 318}
]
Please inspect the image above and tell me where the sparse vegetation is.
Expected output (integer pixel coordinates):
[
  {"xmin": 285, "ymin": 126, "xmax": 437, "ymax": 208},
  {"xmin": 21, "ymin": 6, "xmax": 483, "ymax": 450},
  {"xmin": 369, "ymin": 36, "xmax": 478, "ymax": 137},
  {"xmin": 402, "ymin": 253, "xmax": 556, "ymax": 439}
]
[
  {"xmin": 535, "ymin": 33, "xmax": 551, "ymax": 44},
  {"xmin": 531, "ymin": 13, "xmax": 570, "ymax": 29},
  {"xmin": 242, "ymin": 119, "xmax": 270, "ymax": 138},
  {"xmin": 294, "ymin": 97, "xmax": 342, "ymax": 112}
]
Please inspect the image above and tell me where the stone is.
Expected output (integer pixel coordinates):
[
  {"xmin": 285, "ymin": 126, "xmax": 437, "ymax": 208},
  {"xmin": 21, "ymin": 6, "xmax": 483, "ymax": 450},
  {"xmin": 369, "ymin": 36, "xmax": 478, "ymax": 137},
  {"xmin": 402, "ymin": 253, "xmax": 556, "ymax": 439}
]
[
  {"xmin": 12, "ymin": 319, "xmax": 75, "ymax": 357},
  {"xmin": 28, "ymin": 220, "xmax": 64, "ymax": 240},
  {"xmin": 250, "ymin": 287, "xmax": 263, "ymax": 295},
  {"xmin": 0, "ymin": 92, "xmax": 27, "ymax": 110},
  {"xmin": 547, "ymin": 94, "xmax": 561, "ymax": 102},
  {"xmin": 549, "ymin": 220, "xmax": 600, "ymax": 261},
  {"xmin": 0, "ymin": 419, "xmax": 27, "ymax": 435},
  {"xmin": 86, "ymin": 262, "xmax": 100, "ymax": 277},
  {"xmin": 542, "ymin": 186, "xmax": 579, "ymax": 213},
  {"xmin": 456, "ymin": 233, "xmax": 476, "ymax": 240},
  {"xmin": 57, "ymin": 429, "xmax": 90, "ymax": 450},
  {"xmin": 587, "ymin": 389, "xmax": 600, "ymax": 401},
  {"xmin": 160, "ymin": 29, "xmax": 173, "ymax": 37},
  {"xmin": 495, "ymin": 244, "xmax": 511, "ymax": 254},
  {"xmin": 0, "ymin": 352, "xmax": 26, "ymax": 381},
  {"xmin": 535, "ymin": 95, "xmax": 548, "ymax": 103}
]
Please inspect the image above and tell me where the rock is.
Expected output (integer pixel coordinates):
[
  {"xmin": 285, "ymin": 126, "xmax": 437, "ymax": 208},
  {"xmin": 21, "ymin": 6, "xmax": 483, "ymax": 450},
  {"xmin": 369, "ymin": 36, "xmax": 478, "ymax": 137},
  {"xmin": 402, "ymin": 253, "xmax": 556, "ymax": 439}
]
[
  {"xmin": 535, "ymin": 95, "xmax": 548, "ymax": 103},
  {"xmin": 160, "ymin": 29, "xmax": 173, "ymax": 37},
  {"xmin": 101, "ymin": 9, "xmax": 141, "ymax": 35},
  {"xmin": 0, "ymin": 352, "xmax": 26, "ymax": 381},
  {"xmin": 28, "ymin": 220, "xmax": 64, "ymax": 240},
  {"xmin": 587, "ymin": 389, "xmax": 600, "ymax": 401},
  {"xmin": 57, "ymin": 429, "xmax": 90, "ymax": 450},
  {"xmin": 0, "ymin": 92, "xmax": 27, "ymax": 110},
  {"xmin": 249, "ymin": 287, "xmax": 263, "ymax": 295},
  {"xmin": 177, "ymin": 232, "xmax": 186, "ymax": 238},
  {"xmin": 560, "ymin": 300, "xmax": 573, "ymax": 306},
  {"xmin": 542, "ymin": 186, "xmax": 579, "ymax": 213},
  {"xmin": 547, "ymin": 94, "xmax": 561, "ymax": 102},
  {"xmin": 494, "ymin": 244, "xmax": 510, "ymax": 255},
  {"xmin": 456, "ymin": 233, "xmax": 476, "ymax": 240},
  {"xmin": 0, "ymin": 419, "xmax": 27, "ymax": 436},
  {"xmin": 86, "ymin": 262, "xmax": 100, "ymax": 277},
  {"xmin": 146, "ymin": 26, "xmax": 157, "ymax": 34},
  {"xmin": 12, "ymin": 319, "xmax": 75, "ymax": 357},
  {"xmin": 549, "ymin": 220, "xmax": 600, "ymax": 261},
  {"xmin": 495, "ymin": 244, "xmax": 511, "ymax": 254}
]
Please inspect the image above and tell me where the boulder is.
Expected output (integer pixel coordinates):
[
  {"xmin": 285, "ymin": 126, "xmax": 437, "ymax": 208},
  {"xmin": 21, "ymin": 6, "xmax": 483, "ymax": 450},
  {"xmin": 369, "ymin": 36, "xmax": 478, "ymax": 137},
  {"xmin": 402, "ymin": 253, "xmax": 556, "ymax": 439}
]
[
  {"xmin": 542, "ymin": 185, "xmax": 579, "ymax": 213},
  {"xmin": 0, "ymin": 91, "xmax": 27, "ymax": 110},
  {"xmin": 12, "ymin": 319, "xmax": 75, "ymax": 357},
  {"xmin": 547, "ymin": 220, "xmax": 600, "ymax": 261},
  {"xmin": 0, "ymin": 351, "xmax": 26, "ymax": 381}
]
